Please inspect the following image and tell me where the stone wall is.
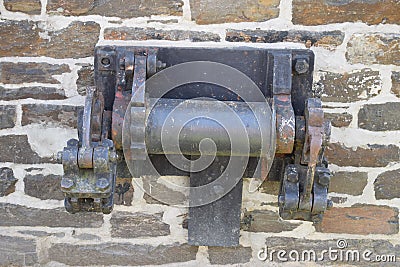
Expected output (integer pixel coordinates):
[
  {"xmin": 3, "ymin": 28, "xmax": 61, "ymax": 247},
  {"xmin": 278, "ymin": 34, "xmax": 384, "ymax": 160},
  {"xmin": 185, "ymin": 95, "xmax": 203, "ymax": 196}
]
[{"xmin": 0, "ymin": 0, "xmax": 399, "ymax": 265}]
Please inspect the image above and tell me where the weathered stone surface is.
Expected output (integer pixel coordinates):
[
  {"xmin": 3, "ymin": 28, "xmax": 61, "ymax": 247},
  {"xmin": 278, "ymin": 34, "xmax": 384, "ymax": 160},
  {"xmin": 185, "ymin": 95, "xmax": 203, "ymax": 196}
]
[
  {"xmin": 0, "ymin": 167, "xmax": 17, "ymax": 197},
  {"xmin": 0, "ymin": 135, "xmax": 54, "ymax": 164},
  {"xmin": 314, "ymin": 69, "xmax": 381, "ymax": 102},
  {"xmin": 226, "ymin": 29, "xmax": 344, "ymax": 49},
  {"xmin": 104, "ymin": 27, "xmax": 220, "ymax": 42},
  {"xmin": 0, "ymin": 235, "xmax": 38, "ymax": 266},
  {"xmin": 77, "ymin": 64, "xmax": 94, "ymax": 96},
  {"xmin": 329, "ymin": 171, "xmax": 368, "ymax": 196},
  {"xmin": 47, "ymin": 0, "xmax": 95, "ymax": 15},
  {"xmin": 0, "ymin": 86, "xmax": 66, "ymax": 100},
  {"xmin": 4, "ymin": 0, "xmax": 41, "ymax": 14},
  {"xmin": 346, "ymin": 34, "xmax": 400, "ymax": 66},
  {"xmin": 47, "ymin": 243, "xmax": 198, "ymax": 265},
  {"xmin": 358, "ymin": 102, "xmax": 400, "ymax": 131},
  {"xmin": 374, "ymin": 169, "xmax": 400, "ymax": 200},
  {"xmin": 261, "ymin": 237, "xmax": 400, "ymax": 265},
  {"xmin": 190, "ymin": 0, "xmax": 280, "ymax": 24},
  {"xmin": 0, "ymin": 62, "xmax": 70, "ymax": 84},
  {"xmin": 330, "ymin": 196, "xmax": 348, "ymax": 204},
  {"xmin": 316, "ymin": 205, "xmax": 398, "ymax": 235},
  {"xmin": 24, "ymin": 174, "xmax": 63, "ymax": 200},
  {"xmin": 114, "ymin": 178, "xmax": 134, "ymax": 206},
  {"xmin": 292, "ymin": 0, "xmax": 400, "ymax": 25},
  {"xmin": 111, "ymin": 212, "xmax": 170, "ymax": 238},
  {"xmin": 0, "ymin": 20, "xmax": 100, "ymax": 58},
  {"xmin": 47, "ymin": 0, "xmax": 183, "ymax": 17},
  {"xmin": 260, "ymin": 180, "xmax": 280, "ymax": 195},
  {"xmin": 22, "ymin": 104, "xmax": 80, "ymax": 128},
  {"xmin": 325, "ymin": 143, "xmax": 399, "ymax": 167},
  {"xmin": 324, "ymin": 112, "xmax": 353, "ymax": 127},
  {"xmin": 18, "ymin": 230, "xmax": 65, "ymax": 238},
  {"xmin": 391, "ymin": 71, "xmax": 400, "ymax": 97},
  {"xmin": 208, "ymin": 246, "xmax": 252, "ymax": 265},
  {"xmin": 0, "ymin": 203, "xmax": 103, "ymax": 227},
  {"xmin": 143, "ymin": 176, "xmax": 186, "ymax": 205},
  {"xmin": 0, "ymin": 105, "xmax": 16, "ymax": 130},
  {"xmin": 241, "ymin": 210, "xmax": 301, "ymax": 232}
]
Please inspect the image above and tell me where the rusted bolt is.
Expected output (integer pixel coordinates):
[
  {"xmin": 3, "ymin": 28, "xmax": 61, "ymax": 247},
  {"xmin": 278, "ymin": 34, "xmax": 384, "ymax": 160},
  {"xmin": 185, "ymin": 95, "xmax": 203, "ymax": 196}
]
[
  {"xmin": 56, "ymin": 151, "xmax": 63, "ymax": 164},
  {"xmin": 96, "ymin": 178, "xmax": 110, "ymax": 190},
  {"xmin": 101, "ymin": 57, "xmax": 111, "ymax": 67},
  {"xmin": 61, "ymin": 178, "xmax": 74, "ymax": 190},
  {"xmin": 318, "ymin": 172, "xmax": 331, "ymax": 186},
  {"xmin": 294, "ymin": 58, "xmax": 309, "ymax": 74},
  {"xmin": 287, "ymin": 168, "xmax": 298, "ymax": 183}
]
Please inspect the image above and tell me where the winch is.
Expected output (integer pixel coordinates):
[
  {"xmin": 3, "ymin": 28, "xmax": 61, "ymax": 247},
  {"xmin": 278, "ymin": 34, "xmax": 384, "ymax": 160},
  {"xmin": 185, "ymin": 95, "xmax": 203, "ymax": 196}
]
[{"xmin": 58, "ymin": 46, "xmax": 332, "ymax": 247}]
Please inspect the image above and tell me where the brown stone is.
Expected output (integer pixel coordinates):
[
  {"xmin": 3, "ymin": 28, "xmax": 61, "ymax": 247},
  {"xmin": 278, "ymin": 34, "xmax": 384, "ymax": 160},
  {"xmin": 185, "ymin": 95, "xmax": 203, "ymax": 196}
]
[
  {"xmin": 22, "ymin": 104, "xmax": 81, "ymax": 128},
  {"xmin": 104, "ymin": 27, "xmax": 220, "ymax": 42},
  {"xmin": 0, "ymin": 203, "xmax": 103, "ymax": 227},
  {"xmin": 329, "ymin": 171, "xmax": 368, "ymax": 196},
  {"xmin": 190, "ymin": 0, "xmax": 280, "ymax": 24},
  {"xmin": 292, "ymin": 0, "xmax": 400, "ymax": 25},
  {"xmin": 0, "ymin": 20, "xmax": 100, "ymax": 59},
  {"xmin": 47, "ymin": 0, "xmax": 183, "ymax": 17},
  {"xmin": 0, "ymin": 135, "xmax": 54, "ymax": 164},
  {"xmin": 314, "ymin": 69, "xmax": 381, "ymax": 102},
  {"xmin": 0, "ymin": 105, "xmax": 16, "ymax": 129},
  {"xmin": 330, "ymin": 196, "xmax": 347, "ymax": 204},
  {"xmin": 374, "ymin": 169, "xmax": 400, "ymax": 200},
  {"xmin": 0, "ymin": 62, "xmax": 70, "ymax": 84},
  {"xmin": 0, "ymin": 167, "xmax": 17, "ymax": 197},
  {"xmin": 77, "ymin": 64, "xmax": 94, "ymax": 96},
  {"xmin": 325, "ymin": 143, "xmax": 399, "ymax": 167},
  {"xmin": 391, "ymin": 71, "xmax": 400, "ymax": 97},
  {"xmin": 24, "ymin": 174, "xmax": 63, "ymax": 200},
  {"xmin": 0, "ymin": 235, "xmax": 38, "ymax": 266},
  {"xmin": 261, "ymin": 237, "xmax": 399, "ymax": 264},
  {"xmin": 4, "ymin": 0, "xmax": 41, "ymax": 14},
  {"xmin": 111, "ymin": 212, "xmax": 170, "ymax": 238},
  {"xmin": 315, "ymin": 205, "xmax": 398, "ymax": 235},
  {"xmin": 208, "ymin": 246, "xmax": 252, "ymax": 265},
  {"xmin": 260, "ymin": 180, "xmax": 281, "ymax": 195},
  {"xmin": 324, "ymin": 112, "xmax": 353, "ymax": 127},
  {"xmin": 47, "ymin": 0, "xmax": 95, "ymax": 15},
  {"xmin": 241, "ymin": 210, "xmax": 301, "ymax": 232},
  {"xmin": 114, "ymin": 178, "xmax": 134, "ymax": 206},
  {"xmin": 0, "ymin": 86, "xmax": 66, "ymax": 100},
  {"xmin": 358, "ymin": 102, "xmax": 400, "ymax": 131},
  {"xmin": 346, "ymin": 34, "xmax": 400, "ymax": 66},
  {"xmin": 47, "ymin": 243, "xmax": 197, "ymax": 265},
  {"xmin": 226, "ymin": 29, "xmax": 344, "ymax": 49}
]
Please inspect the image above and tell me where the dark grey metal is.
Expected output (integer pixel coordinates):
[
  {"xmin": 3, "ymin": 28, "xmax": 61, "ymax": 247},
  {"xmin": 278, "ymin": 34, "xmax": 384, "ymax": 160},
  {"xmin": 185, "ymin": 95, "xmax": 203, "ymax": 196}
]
[
  {"xmin": 145, "ymin": 98, "xmax": 271, "ymax": 157},
  {"xmin": 188, "ymin": 156, "xmax": 243, "ymax": 246}
]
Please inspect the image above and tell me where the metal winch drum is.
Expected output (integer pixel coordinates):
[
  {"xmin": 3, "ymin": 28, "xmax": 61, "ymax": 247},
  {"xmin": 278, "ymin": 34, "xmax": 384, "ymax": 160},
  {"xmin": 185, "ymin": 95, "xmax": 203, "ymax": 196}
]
[{"xmin": 58, "ymin": 46, "xmax": 332, "ymax": 247}]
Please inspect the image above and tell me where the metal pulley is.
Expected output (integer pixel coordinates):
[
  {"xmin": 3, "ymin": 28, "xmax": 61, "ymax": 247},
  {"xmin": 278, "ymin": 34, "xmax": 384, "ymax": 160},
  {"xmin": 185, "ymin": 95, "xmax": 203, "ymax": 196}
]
[{"xmin": 58, "ymin": 46, "xmax": 332, "ymax": 247}]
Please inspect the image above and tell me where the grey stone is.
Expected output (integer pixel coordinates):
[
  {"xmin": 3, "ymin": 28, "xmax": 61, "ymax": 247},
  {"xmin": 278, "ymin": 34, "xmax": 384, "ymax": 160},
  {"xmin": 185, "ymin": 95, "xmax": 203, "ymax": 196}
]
[
  {"xmin": 0, "ymin": 167, "xmax": 17, "ymax": 197},
  {"xmin": 111, "ymin": 212, "xmax": 170, "ymax": 238},
  {"xmin": 0, "ymin": 203, "xmax": 103, "ymax": 227}
]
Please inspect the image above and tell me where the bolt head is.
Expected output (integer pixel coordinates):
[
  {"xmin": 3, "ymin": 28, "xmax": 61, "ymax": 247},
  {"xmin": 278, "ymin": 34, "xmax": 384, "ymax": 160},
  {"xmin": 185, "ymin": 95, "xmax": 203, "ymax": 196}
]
[
  {"xmin": 96, "ymin": 178, "xmax": 110, "ymax": 190},
  {"xmin": 318, "ymin": 172, "xmax": 331, "ymax": 186},
  {"xmin": 287, "ymin": 170, "xmax": 298, "ymax": 183},
  {"xmin": 295, "ymin": 59, "xmax": 309, "ymax": 74},
  {"xmin": 61, "ymin": 178, "xmax": 74, "ymax": 190}
]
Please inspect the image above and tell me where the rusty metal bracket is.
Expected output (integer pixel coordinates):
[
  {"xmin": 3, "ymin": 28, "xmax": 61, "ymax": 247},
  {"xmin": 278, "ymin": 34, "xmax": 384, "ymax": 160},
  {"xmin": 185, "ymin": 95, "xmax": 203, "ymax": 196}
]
[{"xmin": 58, "ymin": 46, "xmax": 332, "ymax": 247}]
